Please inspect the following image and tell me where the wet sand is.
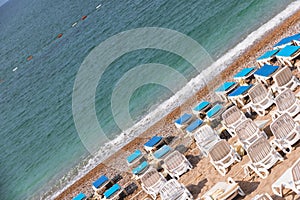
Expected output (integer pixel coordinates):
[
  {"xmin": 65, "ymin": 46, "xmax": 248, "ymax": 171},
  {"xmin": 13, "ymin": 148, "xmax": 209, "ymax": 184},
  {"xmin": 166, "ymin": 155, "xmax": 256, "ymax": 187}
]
[{"xmin": 56, "ymin": 9, "xmax": 300, "ymax": 200}]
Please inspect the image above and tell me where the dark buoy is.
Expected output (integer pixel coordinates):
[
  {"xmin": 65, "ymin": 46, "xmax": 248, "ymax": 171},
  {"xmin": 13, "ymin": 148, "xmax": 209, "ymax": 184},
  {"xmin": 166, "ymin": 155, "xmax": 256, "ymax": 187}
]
[
  {"xmin": 57, "ymin": 33, "xmax": 63, "ymax": 38},
  {"xmin": 81, "ymin": 15, "xmax": 87, "ymax": 20},
  {"xmin": 27, "ymin": 55, "xmax": 33, "ymax": 61}
]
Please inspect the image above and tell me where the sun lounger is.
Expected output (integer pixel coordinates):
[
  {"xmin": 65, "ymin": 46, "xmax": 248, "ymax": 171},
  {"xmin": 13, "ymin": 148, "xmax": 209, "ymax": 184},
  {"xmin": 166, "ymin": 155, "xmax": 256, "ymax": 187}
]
[
  {"xmin": 192, "ymin": 101, "xmax": 211, "ymax": 117},
  {"xmin": 254, "ymin": 65, "xmax": 279, "ymax": 86},
  {"xmin": 272, "ymin": 89, "xmax": 300, "ymax": 120},
  {"xmin": 215, "ymin": 82, "xmax": 238, "ymax": 102},
  {"xmin": 233, "ymin": 67, "xmax": 256, "ymax": 84},
  {"xmin": 244, "ymin": 136, "xmax": 283, "ymax": 179},
  {"xmin": 208, "ymin": 140, "xmax": 241, "ymax": 176},
  {"xmin": 132, "ymin": 161, "xmax": 149, "ymax": 176},
  {"xmin": 103, "ymin": 183, "xmax": 123, "ymax": 200},
  {"xmin": 202, "ymin": 177, "xmax": 245, "ymax": 200},
  {"xmin": 272, "ymin": 158, "xmax": 300, "ymax": 197},
  {"xmin": 228, "ymin": 84, "xmax": 253, "ymax": 107},
  {"xmin": 271, "ymin": 67, "xmax": 300, "ymax": 93},
  {"xmin": 257, "ymin": 49, "xmax": 279, "ymax": 67},
  {"xmin": 248, "ymin": 83, "xmax": 274, "ymax": 116},
  {"xmin": 144, "ymin": 136, "xmax": 165, "ymax": 153},
  {"xmin": 92, "ymin": 175, "xmax": 112, "ymax": 194},
  {"xmin": 276, "ymin": 45, "xmax": 300, "ymax": 67},
  {"xmin": 73, "ymin": 192, "xmax": 86, "ymax": 200},
  {"xmin": 140, "ymin": 168, "xmax": 167, "ymax": 200},
  {"xmin": 270, "ymin": 113, "xmax": 300, "ymax": 154},
  {"xmin": 274, "ymin": 33, "xmax": 300, "ymax": 49},
  {"xmin": 159, "ymin": 179, "xmax": 193, "ymax": 200},
  {"xmin": 162, "ymin": 150, "xmax": 192, "ymax": 179},
  {"xmin": 174, "ymin": 113, "xmax": 194, "ymax": 130},
  {"xmin": 153, "ymin": 145, "xmax": 172, "ymax": 160},
  {"xmin": 206, "ymin": 104, "xmax": 224, "ymax": 120},
  {"xmin": 221, "ymin": 105, "xmax": 247, "ymax": 137},
  {"xmin": 251, "ymin": 193, "xmax": 273, "ymax": 200},
  {"xmin": 185, "ymin": 119, "xmax": 203, "ymax": 136},
  {"xmin": 127, "ymin": 149, "xmax": 144, "ymax": 168},
  {"xmin": 194, "ymin": 124, "xmax": 221, "ymax": 157},
  {"xmin": 235, "ymin": 119, "xmax": 268, "ymax": 150}
]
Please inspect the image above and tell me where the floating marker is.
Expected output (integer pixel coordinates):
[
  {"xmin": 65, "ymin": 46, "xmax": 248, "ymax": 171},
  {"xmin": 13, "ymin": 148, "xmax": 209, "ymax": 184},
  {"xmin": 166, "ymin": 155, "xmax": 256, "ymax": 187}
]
[
  {"xmin": 13, "ymin": 67, "xmax": 18, "ymax": 72},
  {"xmin": 96, "ymin": 4, "xmax": 102, "ymax": 9},
  {"xmin": 57, "ymin": 33, "xmax": 63, "ymax": 38},
  {"xmin": 72, "ymin": 22, "xmax": 78, "ymax": 27},
  {"xmin": 81, "ymin": 15, "xmax": 87, "ymax": 20},
  {"xmin": 27, "ymin": 55, "xmax": 33, "ymax": 61}
]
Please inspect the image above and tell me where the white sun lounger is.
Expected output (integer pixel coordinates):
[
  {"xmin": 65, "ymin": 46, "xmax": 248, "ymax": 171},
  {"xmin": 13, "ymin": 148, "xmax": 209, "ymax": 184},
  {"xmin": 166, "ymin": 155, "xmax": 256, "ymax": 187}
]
[
  {"xmin": 270, "ymin": 113, "xmax": 300, "ymax": 154},
  {"xmin": 251, "ymin": 193, "xmax": 273, "ymax": 200},
  {"xmin": 221, "ymin": 105, "xmax": 247, "ymax": 137},
  {"xmin": 244, "ymin": 136, "xmax": 283, "ymax": 179},
  {"xmin": 271, "ymin": 67, "xmax": 300, "ymax": 93},
  {"xmin": 272, "ymin": 158, "xmax": 300, "ymax": 197},
  {"xmin": 162, "ymin": 150, "xmax": 192, "ymax": 179},
  {"xmin": 159, "ymin": 179, "xmax": 193, "ymax": 200},
  {"xmin": 208, "ymin": 140, "xmax": 241, "ymax": 176}
]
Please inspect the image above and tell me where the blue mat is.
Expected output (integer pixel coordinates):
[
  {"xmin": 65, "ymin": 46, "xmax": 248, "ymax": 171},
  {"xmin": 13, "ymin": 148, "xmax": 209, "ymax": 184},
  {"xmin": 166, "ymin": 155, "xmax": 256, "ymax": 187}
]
[
  {"xmin": 228, "ymin": 85, "xmax": 253, "ymax": 97},
  {"xmin": 274, "ymin": 33, "xmax": 300, "ymax": 47},
  {"xmin": 257, "ymin": 49, "xmax": 278, "ymax": 60},
  {"xmin": 73, "ymin": 192, "xmax": 86, "ymax": 200},
  {"xmin": 206, "ymin": 104, "xmax": 223, "ymax": 118},
  {"xmin": 215, "ymin": 82, "xmax": 236, "ymax": 92},
  {"xmin": 153, "ymin": 145, "xmax": 171, "ymax": 159},
  {"xmin": 276, "ymin": 45, "xmax": 300, "ymax": 57},
  {"xmin": 132, "ymin": 161, "xmax": 149, "ymax": 175},
  {"xmin": 234, "ymin": 67, "xmax": 255, "ymax": 79},
  {"xmin": 254, "ymin": 65, "xmax": 279, "ymax": 77},
  {"xmin": 93, "ymin": 175, "xmax": 109, "ymax": 189},
  {"xmin": 175, "ymin": 113, "xmax": 192, "ymax": 125},
  {"xmin": 127, "ymin": 149, "xmax": 142, "ymax": 164},
  {"xmin": 104, "ymin": 184, "xmax": 121, "ymax": 199},
  {"xmin": 144, "ymin": 136, "xmax": 163, "ymax": 147},
  {"xmin": 193, "ymin": 101, "xmax": 210, "ymax": 112},
  {"xmin": 186, "ymin": 119, "xmax": 203, "ymax": 133}
]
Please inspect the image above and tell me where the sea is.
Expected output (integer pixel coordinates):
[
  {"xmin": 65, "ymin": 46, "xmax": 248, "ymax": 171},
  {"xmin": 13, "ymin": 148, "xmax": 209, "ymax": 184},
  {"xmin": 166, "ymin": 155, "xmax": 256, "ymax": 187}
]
[{"xmin": 0, "ymin": 0, "xmax": 298, "ymax": 199}]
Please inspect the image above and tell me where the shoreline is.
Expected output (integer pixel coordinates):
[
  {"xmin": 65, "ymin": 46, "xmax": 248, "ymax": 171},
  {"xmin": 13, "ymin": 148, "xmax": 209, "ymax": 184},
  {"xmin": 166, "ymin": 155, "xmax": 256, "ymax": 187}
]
[{"xmin": 55, "ymin": 8, "xmax": 300, "ymax": 200}]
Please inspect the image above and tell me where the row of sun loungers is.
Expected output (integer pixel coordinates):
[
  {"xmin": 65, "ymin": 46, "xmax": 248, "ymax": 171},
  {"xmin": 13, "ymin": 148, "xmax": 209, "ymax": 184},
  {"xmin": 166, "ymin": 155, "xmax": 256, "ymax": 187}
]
[{"xmin": 73, "ymin": 33, "xmax": 300, "ymax": 200}]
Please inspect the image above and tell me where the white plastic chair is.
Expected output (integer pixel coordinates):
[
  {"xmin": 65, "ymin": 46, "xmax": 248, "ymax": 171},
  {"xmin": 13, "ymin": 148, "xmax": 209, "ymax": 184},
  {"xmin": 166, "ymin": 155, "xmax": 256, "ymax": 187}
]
[
  {"xmin": 159, "ymin": 179, "xmax": 193, "ymax": 200},
  {"xmin": 271, "ymin": 67, "xmax": 300, "ymax": 93}
]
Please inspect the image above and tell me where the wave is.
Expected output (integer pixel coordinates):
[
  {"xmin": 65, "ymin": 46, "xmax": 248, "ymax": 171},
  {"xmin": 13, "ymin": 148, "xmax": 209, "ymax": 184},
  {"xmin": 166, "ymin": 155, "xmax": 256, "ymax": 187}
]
[{"xmin": 48, "ymin": 1, "xmax": 300, "ymax": 199}]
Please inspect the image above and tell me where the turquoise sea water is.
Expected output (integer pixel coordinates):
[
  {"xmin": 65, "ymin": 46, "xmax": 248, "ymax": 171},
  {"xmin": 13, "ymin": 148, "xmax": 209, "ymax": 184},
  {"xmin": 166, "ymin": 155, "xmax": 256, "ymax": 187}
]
[{"xmin": 0, "ymin": 0, "xmax": 295, "ymax": 199}]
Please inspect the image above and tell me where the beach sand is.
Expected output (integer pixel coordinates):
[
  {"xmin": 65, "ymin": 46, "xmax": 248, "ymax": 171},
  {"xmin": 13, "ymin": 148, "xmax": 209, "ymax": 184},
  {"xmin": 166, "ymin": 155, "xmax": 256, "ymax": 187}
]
[{"xmin": 56, "ymin": 9, "xmax": 300, "ymax": 200}]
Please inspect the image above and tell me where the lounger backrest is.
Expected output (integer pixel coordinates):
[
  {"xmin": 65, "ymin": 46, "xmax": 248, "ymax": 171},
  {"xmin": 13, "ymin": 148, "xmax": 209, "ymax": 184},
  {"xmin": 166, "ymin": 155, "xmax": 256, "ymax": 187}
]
[
  {"xmin": 159, "ymin": 179, "xmax": 182, "ymax": 199},
  {"xmin": 274, "ymin": 67, "xmax": 292, "ymax": 87},
  {"xmin": 235, "ymin": 119, "xmax": 258, "ymax": 142},
  {"xmin": 270, "ymin": 113, "xmax": 295, "ymax": 139},
  {"xmin": 194, "ymin": 125, "xmax": 216, "ymax": 142},
  {"xmin": 247, "ymin": 137, "xmax": 271, "ymax": 163},
  {"xmin": 248, "ymin": 83, "xmax": 268, "ymax": 104},
  {"xmin": 164, "ymin": 151, "xmax": 184, "ymax": 170},
  {"xmin": 275, "ymin": 89, "xmax": 296, "ymax": 111},
  {"xmin": 208, "ymin": 140, "xmax": 231, "ymax": 162},
  {"xmin": 222, "ymin": 106, "xmax": 244, "ymax": 126},
  {"xmin": 292, "ymin": 159, "xmax": 300, "ymax": 188},
  {"xmin": 140, "ymin": 168, "xmax": 161, "ymax": 188},
  {"xmin": 254, "ymin": 194, "xmax": 273, "ymax": 200}
]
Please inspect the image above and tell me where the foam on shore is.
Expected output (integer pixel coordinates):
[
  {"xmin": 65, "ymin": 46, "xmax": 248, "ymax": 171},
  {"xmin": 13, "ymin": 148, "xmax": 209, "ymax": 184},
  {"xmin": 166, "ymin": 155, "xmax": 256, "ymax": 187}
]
[{"xmin": 49, "ymin": 1, "xmax": 300, "ymax": 199}]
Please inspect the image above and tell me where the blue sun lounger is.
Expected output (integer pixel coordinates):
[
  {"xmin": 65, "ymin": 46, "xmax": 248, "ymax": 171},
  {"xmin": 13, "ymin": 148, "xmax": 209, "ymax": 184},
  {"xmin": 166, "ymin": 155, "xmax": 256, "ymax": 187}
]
[
  {"xmin": 132, "ymin": 161, "xmax": 149, "ymax": 175},
  {"xmin": 153, "ymin": 145, "xmax": 172, "ymax": 159},
  {"xmin": 256, "ymin": 49, "xmax": 279, "ymax": 66},
  {"xmin": 276, "ymin": 45, "xmax": 300, "ymax": 57},
  {"xmin": 174, "ymin": 113, "xmax": 193, "ymax": 129},
  {"xmin": 144, "ymin": 136, "xmax": 163, "ymax": 152},
  {"xmin": 92, "ymin": 175, "xmax": 110, "ymax": 191},
  {"xmin": 274, "ymin": 33, "xmax": 300, "ymax": 48},
  {"xmin": 192, "ymin": 101, "xmax": 211, "ymax": 116},
  {"xmin": 103, "ymin": 183, "xmax": 122, "ymax": 199},
  {"xmin": 215, "ymin": 82, "xmax": 237, "ymax": 101},
  {"xmin": 206, "ymin": 104, "xmax": 223, "ymax": 119},
  {"xmin": 73, "ymin": 192, "xmax": 86, "ymax": 200},
  {"xmin": 186, "ymin": 119, "xmax": 203, "ymax": 134},
  {"xmin": 233, "ymin": 67, "xmax": 256, "ymax": 81},
  {"xmin": 228, "ymin": 85, "xmax": 253, "ymax": 97},
  {"xmin": 254, "ymin": 65, "xmax": 279, "ymax": 85},
  {"xmin": 127, "ymin": 149, "xmax": 142, "ymax": 166}
]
